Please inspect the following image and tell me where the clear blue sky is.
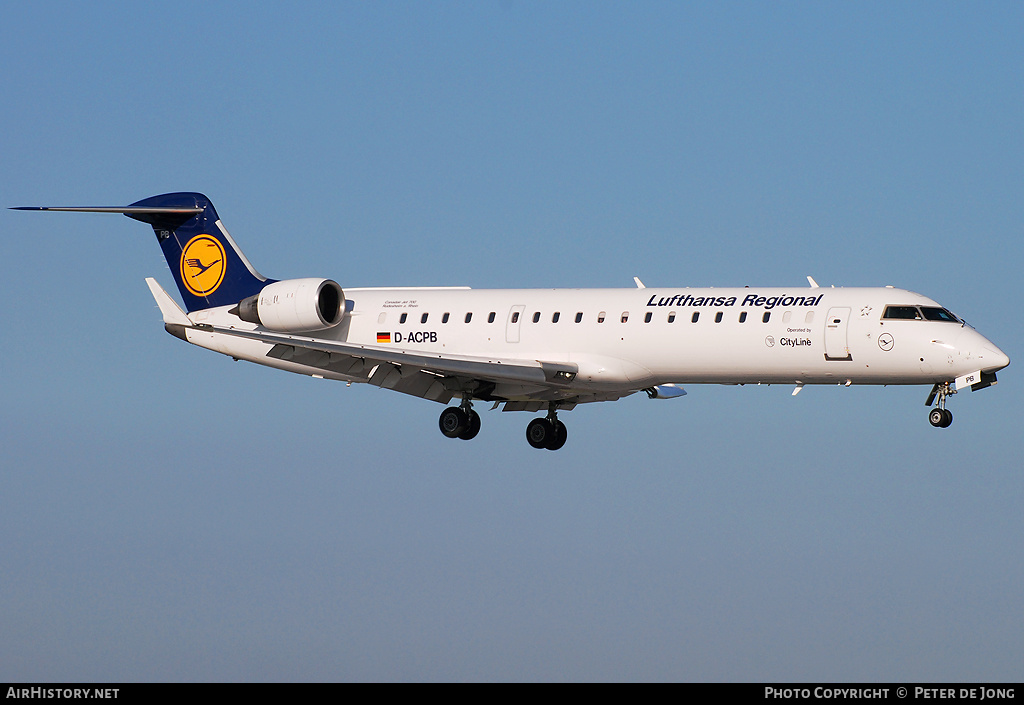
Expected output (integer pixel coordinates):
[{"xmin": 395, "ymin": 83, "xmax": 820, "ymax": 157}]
[{"xmin": 2, "ymin": 1, "xmax": 1022, "ymax": 681}]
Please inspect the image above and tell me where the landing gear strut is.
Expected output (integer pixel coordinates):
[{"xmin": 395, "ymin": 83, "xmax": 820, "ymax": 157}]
[
  {"xmin": 526, "ymin": 406, "xmax": 568, "ymax": 451},
  {"xmin": 438, "ymin": 397, "xmax": 481, "ymax": 440},
  {"xmin": 926, "ymin": 382, "xmax": 955, "ymax": 428}
]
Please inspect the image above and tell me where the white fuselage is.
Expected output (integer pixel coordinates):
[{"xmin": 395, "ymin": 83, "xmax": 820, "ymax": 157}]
[{"xmin": 184, "ymin": 285, "xmax": 1009, "ymax": 399}]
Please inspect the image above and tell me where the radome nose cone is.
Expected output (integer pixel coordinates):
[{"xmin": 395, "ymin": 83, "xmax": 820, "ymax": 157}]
[{"xmin": 983, "ymin": 346, "xmax": 1010, "ymax": 372}]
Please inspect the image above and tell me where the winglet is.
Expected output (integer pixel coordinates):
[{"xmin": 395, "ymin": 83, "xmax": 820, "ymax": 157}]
[
  {"xmin": 633, "ymin": 277, "xmax": 646, "ymax": 289},
  {"xmin": 807, "ymin": 276, "xmax": 819, "ymax": 288},
  {"xmin": 146, "ymin": 277, "xmax": 191, "ymax": 326}
]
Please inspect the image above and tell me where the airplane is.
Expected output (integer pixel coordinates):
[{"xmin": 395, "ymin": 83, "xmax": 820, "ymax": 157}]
[{"xmin": 14, "ymin": 192, "xmax": 1010, "ymax": 450}]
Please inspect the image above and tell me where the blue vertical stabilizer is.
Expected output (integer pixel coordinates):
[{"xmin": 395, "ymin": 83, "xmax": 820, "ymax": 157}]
[{"xmin": 125, "ymin": 192, "xmax": 271, "ymax": 312}]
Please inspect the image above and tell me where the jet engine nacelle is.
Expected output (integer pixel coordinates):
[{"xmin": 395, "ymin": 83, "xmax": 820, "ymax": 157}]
[{"xmin": 235, "ymin": 278, "xmax": 345, "ymax": 332}]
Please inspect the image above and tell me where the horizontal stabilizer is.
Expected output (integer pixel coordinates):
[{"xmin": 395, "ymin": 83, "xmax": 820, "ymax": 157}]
[
  {"xmin": 11, "ymin": 206, "xmax": 203, "ymax": 214},
  {"xmin": 16, "ymin": 193, "xmax": 271, "ymax": 312}
]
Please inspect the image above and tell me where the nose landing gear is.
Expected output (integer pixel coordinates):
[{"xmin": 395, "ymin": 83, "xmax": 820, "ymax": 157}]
[
  {"xmin": 928, "ymin": 407, "xmax": 953, "ymax": 428},
  {"xmin": 926, "ymin": 382, "xmax": 955, "ymax": 428}
]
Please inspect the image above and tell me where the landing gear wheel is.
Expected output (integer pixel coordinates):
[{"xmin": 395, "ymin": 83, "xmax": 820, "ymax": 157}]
[
  {"xmin": 526, "ymin": 418, "xmax": 553, "ymax": 449},
  {"xmin": 927, "ymin": 382, "xmax": 956, "ymax": 429},
  {"xmin": 545, "ymin": 420, "xmax": 567, "ymax": 451},
  {"xmin": 439, "ymin": 407, "xmax": 469, "ymax": 438},
  {"xmin": 458, "ymin": 409, "xmax": 481, "ymax": 440},
  {"xmin": 929, "ymin": 408, "xmax": 953, "ymax": 428}
]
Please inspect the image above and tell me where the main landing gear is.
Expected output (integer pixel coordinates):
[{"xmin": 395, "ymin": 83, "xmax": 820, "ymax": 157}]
[
  {"xmin": 437, "ymin": 401, "xmax": 569, "ymax": 450},
  {"xmin": 526, "ymin": 407, "xmax": 567, "ymax": 451},
  {"xmin": 438, "ymin": 399, "xmax": 481, "ymax": 441},
  {"xmin": 926, "ymin": 382, "xmax": 955, "ymax": 428}
]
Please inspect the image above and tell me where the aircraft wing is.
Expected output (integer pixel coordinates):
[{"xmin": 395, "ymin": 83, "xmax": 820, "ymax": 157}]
[{"xmin": 200, "ymin": 323, "xmax": 580, "ymax": 405}]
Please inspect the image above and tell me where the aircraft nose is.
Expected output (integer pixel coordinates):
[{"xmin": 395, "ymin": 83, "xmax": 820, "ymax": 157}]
[
  {"xmin": 952, "ymin": 328, "xmax": 1010, "ymax": 373},
  {"xmin": 981, "ymin": 344, "xmax": 1010, "ymax": 372}
]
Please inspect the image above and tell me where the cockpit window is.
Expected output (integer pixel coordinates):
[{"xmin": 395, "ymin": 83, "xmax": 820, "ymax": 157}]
[
  {"xmin": 883, "ymin": 305, "xmax": 960, "ymax": 322},
  {"xmin": 920, "ymin": 307, "xmax": 960, "ymax": 323},
  {"xmin": 883, "ymin": 306, "xmax": 921, "ymax": 320}
]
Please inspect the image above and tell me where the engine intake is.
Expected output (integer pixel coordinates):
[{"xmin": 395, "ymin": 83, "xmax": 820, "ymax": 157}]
[{"xmin": 234, "ymin": 278, "xmax": 345, "ymax": 332}]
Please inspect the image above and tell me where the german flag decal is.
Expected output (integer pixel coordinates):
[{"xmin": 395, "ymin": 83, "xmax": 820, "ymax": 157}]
[{"xmin": 377, "ymin": 332, "xmax": 391, "ymax": 343}]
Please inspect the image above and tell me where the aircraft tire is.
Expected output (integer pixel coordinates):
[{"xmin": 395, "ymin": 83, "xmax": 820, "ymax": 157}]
[
  {"xmin": 545, "ymin": 420, "xmax": 567, "ymax": 451},
  {"xmin": 526, "ymin": 418, "xmax": 553, "ymax": 449},
  {"xmin": 439, "ymin": 407, "xmax": 469, "ymax": 438},
  {"xmin": 929, "ymin": 408, "xmax": 954, "ymax": 428},
  {"xmin": 459, "ymin": 410, "xmax": 481, "ymax": 440}
]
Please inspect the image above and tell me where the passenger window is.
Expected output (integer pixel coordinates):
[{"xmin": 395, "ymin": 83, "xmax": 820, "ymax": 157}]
[
  {"xmin": 715, "ymin": 312, "xmax": 723, "ymax": 323},
  {"xmin": 400, "ymin": 313, "xmax": 408, "ymax": 324},
  {"xmin": 511, "ymin": 311, "xmax": 519, "ymax": 323},
  {"xmin": 692, "ymin": 312, "xmax": 700, "ymax": 323},
  {"xmin": 739, "ymin": 311, "xmax": 747, "ymax": 323},
  {"xmin": 621, "ymin": 312, "xmax": 629, "ymax": 323},
  {"xmin": 782, "ymin": 311, "xmax": 792, "ymax": 323},
  {"xmin": 465, "ymin": 312, "xmax": 472, "ymax": 323},
  {"xmin": 762, "ymin": 312, "xmax": 771, "ymax": 323},
  {"xmin": 644, "ymin": 312, "xmax": 652, "ymax": 323},
  {"xmin": 378, "ymin": 312, "xmax": 387, "ymax": 324},
  {"xmin": 597, "ymin": 312, "xmax": 606, "ymax": 323},
  {"xmin": 421, "ymin": 313, "xmax": 428, "ymax": 324},
  {"xmin": 533, "ymin": 312, "xmax": 541, "ymax": 323},
  {"xmin": 488, "ymin": 312, "xmax": 496, "ymax": 323},
  {"xmin": 552, "ymin": 312, "xmax": 560, "ymax": 323},
  {"xmin": 575, "ymin": 312, "xmax": 583, "ymax": 323},
  {"xmin": 805, "ymin": 311, "xmax": 814, "ymax": 324},
  {"xmin": 442, "ymin": 312, "xmax": 450, "ymax": 324},
  {"xmin": 668, "ymin": 312, "xmax": 676, "ymax": 323}
]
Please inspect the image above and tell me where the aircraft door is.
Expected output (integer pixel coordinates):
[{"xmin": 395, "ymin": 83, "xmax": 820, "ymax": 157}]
[
  {"xmin": 824, "ymin": 307, "xmax": 853, "ymax": 361},
  {"xmin": 506, "ymin": 305, "xmax": 525, "ymax": 343}
]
